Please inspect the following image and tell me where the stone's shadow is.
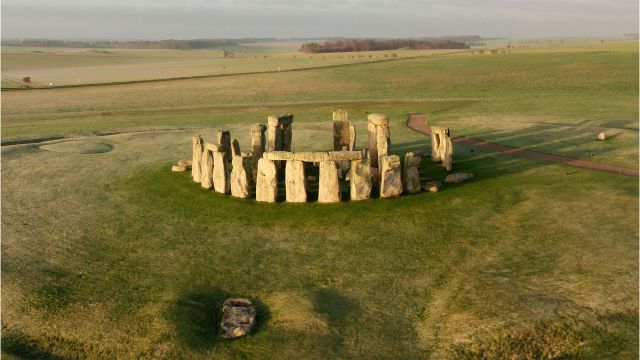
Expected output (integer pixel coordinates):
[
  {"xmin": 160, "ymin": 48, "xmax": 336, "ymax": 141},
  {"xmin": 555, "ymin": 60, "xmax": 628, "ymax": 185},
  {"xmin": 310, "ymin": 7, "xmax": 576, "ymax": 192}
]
[
  {"xmin": 1, "ymin": 328, "xmax": 71, "ymax": 360},
  {"xmin": 312, "ymin": 288, "xmax": 362, "ymax": 331},
  {"xmin": 169, "ymin": 287, "xmax": 270, "ymax": 349}
]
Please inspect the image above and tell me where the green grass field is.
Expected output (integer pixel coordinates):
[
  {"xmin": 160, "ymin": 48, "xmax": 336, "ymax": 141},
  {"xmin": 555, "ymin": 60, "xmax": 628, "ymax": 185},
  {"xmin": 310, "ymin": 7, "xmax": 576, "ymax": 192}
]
[{"xmin": 1, "ymin": 40, "xmax": 638, "ymax": 359}]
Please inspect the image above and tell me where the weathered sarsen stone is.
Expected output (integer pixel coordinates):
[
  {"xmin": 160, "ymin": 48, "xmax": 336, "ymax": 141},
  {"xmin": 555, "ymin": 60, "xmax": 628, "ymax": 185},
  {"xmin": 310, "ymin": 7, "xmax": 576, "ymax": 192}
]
[
  {"xmin": 349, "ymin": 125, "xmax": 356, "ymax": 151},
  {"xmin": 402, "ymin": 151, "xmax": 422, "ymax": 194},
  {"xmin": 231, "ymin": 138, "xmax": 241, "ymax": 157},
  {"xmin": 217, "ymin": 130, "xmax": 232, "ymax": 161},
  {"xmin": 256, "ymin": 158, "xmax": 277, "ymax": 203},
  {"xmin": 200, "ymin": 148, "xmax": 214, "ymax": 189},
  {"xmin": 191, "ymin": 135, "xmax": 204, "ymax": 183},
  {"xmin": 350, "ymin": 158, "xmax": 372, "ymax": 201},
  {"xmin": 318, "ymin": 161, "xmax": 341, "ymax": 203},
  {"xmin": 333, "ymin": 109, "xmax": 350, "ymax": 151},
  {"xmin": 231, "ymin": 154, "xmax": 252, "ymax": 198},
  {"xmin": 220, "ymin": 298, "xmax": 256, "ymax": 339},
  {"xmin": 380, "ymin": 155, "xmax": 403, "ymax": 198},
  {"xmin": 431, "ymin": 126, "xmax": 453, "ymax": 171},
  {"xmin": 213, "ymin": 148, "xmax": 230, "ymax": 194},
  {"xmin": 445, "ymin": 172, "xmax": 474, "ymax": 184},
  {"xmin": 285, "ymin": 160, "xmax": 307, "ymax": 203},
  {"xmin": 367, "ymin": 113, "xmax": 390, "ymax": 168},
  {"xmin": 251, "ymin": 124, "xmax": 267, "ymax": 181}
]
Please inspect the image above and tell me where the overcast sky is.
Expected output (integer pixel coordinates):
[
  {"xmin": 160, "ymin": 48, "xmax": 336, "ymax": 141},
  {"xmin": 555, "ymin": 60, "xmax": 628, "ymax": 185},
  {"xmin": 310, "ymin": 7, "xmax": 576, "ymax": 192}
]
[{"xmin": 2, "ymin": 0, "xmax": 638, "ymax": 40}]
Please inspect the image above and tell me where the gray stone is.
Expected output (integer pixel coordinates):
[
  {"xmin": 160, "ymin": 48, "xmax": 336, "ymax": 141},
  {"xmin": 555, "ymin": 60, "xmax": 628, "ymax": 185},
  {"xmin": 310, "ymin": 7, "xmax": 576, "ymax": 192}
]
[
  {"xmin": 333, "ymin": 109, "xmax": 350, "ymax": 151},
  {"xmin": 318, "ymin": 161, "xmax": 341, "ymax": 203},
  {"xmin": 256, "ymin": 158, "xmax": 278, "ymax": 203},
  {"xmin": 191, "ymin": 136, "xmax": 204, "ymax": 183},
  {"xmin": 220, "ymin": 298, "xmax": 256, "ymax": 339},
  {"xmin": 251, "ymin": 124, "xmax": 267, "ymax": 182},
  {"xmin": 231, "ymin": 155, "xmax": 252, "ymax": 198},
  {"xmin": 216, "ymin": 130, "xmax": 232, "ymax": 161},
  {"xmin": 350, "ymin": 158, "xmax": 372, "ymax": 201},
  {"xmin": 403, "ymin": 152, "xmax": 422, "ymax": 194},
  {"xmin": 444, "ymin": 172, "xmax": 474, "ymax": 184},
  {"xmin": 231, "ymin": 138, "xmax": 241, "ymax": 157},
  {"xmin": 285, "ymin": 160, "xmax": 307, "ymax": 203},
  {"xmin": 380, "ymin": 155, "xmax": 403, "ymax": 198},
  {"xmin": 213, "ymin": 149, "xmax": 230, "ymax": 194},
  {"xmin": 423, "ymin": 181, "xmax": 441, "ymax": 192},
  {"xmin": 200, "ymin": 149, "xmax": 214, "ymax": 189}
]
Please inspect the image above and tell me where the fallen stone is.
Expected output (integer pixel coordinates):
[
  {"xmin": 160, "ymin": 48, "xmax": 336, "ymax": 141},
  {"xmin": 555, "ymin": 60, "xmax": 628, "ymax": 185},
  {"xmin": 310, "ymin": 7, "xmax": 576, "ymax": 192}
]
[
  {"xmin": 318, "ymin": 161, "xmax": 341, "ymax": 203},
  {"xmin": 423, "ymin": 181, "xmax": 441, "ymax": 192},
  {"xmin": 380, "ymin": 155, "xmax": 403, "ymax": 198},
  {"xmin": 171, "ymin": 165, "xmax": 186, "ymax": 172},
  {"xmin": 177, "ymin": 159, "xmax": 192, "ymax": 169},
  {"xmin": 597, "ymin": 132, "xmax": 606, "ymax": 141},
  {"xmin": 285, "ymin": 160, "xmax": 307, "ymax": 203},
  {"xmin": 220, "ymin": 298, "xmax": 256, "ymax": 339},
  {"xmin": 350, "ymin": 158, "xmax": 372, "ymax": 201},
  {"xmin": 444, "ymin": 172, "xmax": 474, "ymax": 184},
  {"xmin": 256, "ymin": 158, "xmax": 278, "ymax": 203}
]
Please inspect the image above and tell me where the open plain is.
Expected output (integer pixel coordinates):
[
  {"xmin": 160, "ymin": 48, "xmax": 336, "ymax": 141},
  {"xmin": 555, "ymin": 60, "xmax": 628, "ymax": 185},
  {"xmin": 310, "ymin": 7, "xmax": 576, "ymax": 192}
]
[{"xmin": 2, "ymin": 40, "xmax": 638, "ymax": 359}]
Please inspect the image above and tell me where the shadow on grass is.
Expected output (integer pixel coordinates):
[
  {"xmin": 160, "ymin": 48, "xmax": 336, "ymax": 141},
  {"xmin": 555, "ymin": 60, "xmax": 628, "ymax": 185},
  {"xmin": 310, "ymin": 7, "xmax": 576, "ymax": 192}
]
[
  {"xmin": 168, "ymin": 287, "xmax": 271, "ymax": 350},
  {"xmin": 1, "ymin": 328, "xmax": 70, "ymax": 360}
]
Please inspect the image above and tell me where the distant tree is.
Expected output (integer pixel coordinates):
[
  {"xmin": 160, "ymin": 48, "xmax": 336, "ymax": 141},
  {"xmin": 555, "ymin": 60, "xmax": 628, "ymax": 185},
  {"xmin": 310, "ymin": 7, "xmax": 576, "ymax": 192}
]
[{"xmin": 22, "ymin": 76, "xmax": 31, "ymax": 83}]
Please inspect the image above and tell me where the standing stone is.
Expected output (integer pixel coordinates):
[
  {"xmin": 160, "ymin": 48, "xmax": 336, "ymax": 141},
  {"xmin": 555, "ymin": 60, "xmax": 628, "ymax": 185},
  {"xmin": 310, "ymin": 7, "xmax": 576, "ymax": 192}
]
[
  {"xmin": 216, "ymin": 130, "xmax": 232, "ymax": 161},
  {"xmin": 251, "ymin": 124, "xmax": 267, "ymax": 181},
  {"xmin": 367, "ymin": 113, "xmax": 390, "ymax": 168},
  {"xmin": 318, "ymin": 161, "xmax": 341, "ymax": 203},
  {"xmin": 375, "ymin": 123, "xmax": 390, "ymax": 167},
  {"xmin": 267, "ymin": 116, "xmax": 281, "ymax": 152},
  {"xmin": 350, "ymin": 158, "xmax": 372, "ymax": 201},
  {"xmin": 336, "ymin": 145, "xmax": 351, "ymax": 179},
  {"xmin": 403, "ymin": 152, "xmax": 422, "ymax": 194},
  {"xmin": 256, "ymin": 158, "xmax": 278, "ymax": 203},
  {"xmin": 349, "ymin": 125, "xmax": 356, "ymax": 151},
  {"xmin": 285, "ymin": 160, "xmax": 307, "ymax": 203},
  {"xmin": 333, "ymin": 109, "xmax": 350, "ymax": 151},
  {"xmin": 213, "ymin": 149, "xmax": 230, "ymax": 194},
  {"xmin": 200, "ymin": 149, "xmax": 215, "ymax": 189},
  {"xmin": 191, "ymin": 135, "xmax": 204, "ymax": 183},
  {"xmin": 380, "ymin": 155, "xmax": 403, "ymax": 198},
  {"xmin": 231, "ymin": 138, "xmax": 241, "ymax": 157},
  {"xmin": 231, "ymin": 154, "xmax": 252, "ymax": 198},
  {"xmin": 431, "ymin": 126, "xmax": 452, "ymax": 171}
]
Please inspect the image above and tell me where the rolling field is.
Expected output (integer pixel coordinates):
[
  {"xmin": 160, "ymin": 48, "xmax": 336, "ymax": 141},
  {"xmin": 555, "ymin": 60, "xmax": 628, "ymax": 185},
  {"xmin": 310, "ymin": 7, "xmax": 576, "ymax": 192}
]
[{"xmin": 1, "ymin": 41, "xmax": 638, "ymax": 359}]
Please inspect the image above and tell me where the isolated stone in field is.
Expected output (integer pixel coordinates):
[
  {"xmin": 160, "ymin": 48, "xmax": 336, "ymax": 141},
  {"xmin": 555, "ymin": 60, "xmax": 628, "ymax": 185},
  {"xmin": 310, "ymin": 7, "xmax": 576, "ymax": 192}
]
[
  {"xmin": 597, "ymin": 132, "xmax": 606, "ymax": 141},
  {"xmin": 220, "ymin": 298, "xmax": 256, "ymax": 339},
  {"xmin": 192, "ymin": 135, "xmax": 204, "ymax": 183},
  {"xmin": 333, "ymin": 109, "xmax": 351, "ymax": 151},
  {"xmin": 231, "ymin": 138, "xmax": 241, "ymax": 157},
  {"xmin": 423, "ymin": 181, "xmax": 441, "ymax": 192},
  {"xmin": 380, "ymin": 155, "xmax": 403, "ymax": 198},
  {"xmin": 431, "ymin": 126, "xmax": 453, "ymax": 171},
  {"xmin": 444, "ymin": 172, "xmax": 474, "ymax": 184},
  {"xmin": 231, "ymin": 154, "xmax": 252, "ymax": 198},
  {"xmin": 318, "ymin": 161, "xmax": 341, "ymax": 203},
  {"xmin": 350, "ymin": 158, "xmax": 372, "ymax": 201},
  {"xmin": 403, "ymin": 152, "xmax": 422, "ymax": 194},
  {"xmin": 256, "ymin": 158, "xmax": 278, "ymax": 203},
  {"xmin": 216, "ymin": 130, "xmax": 232, "ymax": 161},
  {"xmin": 367, "ymin": 113, "xmax": 390, "ymax": 168},
  {"xmin": 213, "ymin": 149, "xmax": 230, "ymax": 194},
  {"xmin": 200, "ymin": 149, "xmax": 215, "ymax": 189},
  {"xmin": 349, "ymin": 125, "xmax": 356, "ymax": 151},
  {"xmin": 178, "ymin": 159, "xmax": 192, "ymax": 170},
  {"xmin": 285, "ymin": 160, "xmax": 307, "ymax": 203},
  {"xmin": 171, "ymin": 165, "xmax": 186, "ymax": 172},
  {"xmin": 251, "ymin": 124, "xmax": 267, "ymax": 181}
]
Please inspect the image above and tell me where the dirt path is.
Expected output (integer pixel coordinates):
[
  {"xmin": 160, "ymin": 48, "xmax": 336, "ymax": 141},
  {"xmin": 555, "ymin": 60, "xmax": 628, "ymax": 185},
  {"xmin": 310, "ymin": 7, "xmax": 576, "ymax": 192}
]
[{"xmin": 407, "ymin": 113, "xmax": 639, "ymax": 177}]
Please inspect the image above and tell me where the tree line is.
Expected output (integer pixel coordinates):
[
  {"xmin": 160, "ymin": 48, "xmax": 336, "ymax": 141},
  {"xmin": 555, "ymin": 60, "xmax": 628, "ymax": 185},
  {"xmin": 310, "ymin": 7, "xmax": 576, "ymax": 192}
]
[
  {"xmin": 3, "ymin": 39, "xmax": 246, "ymax": 49},
  {"xmin": 299, "ymin": 39, "xmax": 469, "ymax": 53}
]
